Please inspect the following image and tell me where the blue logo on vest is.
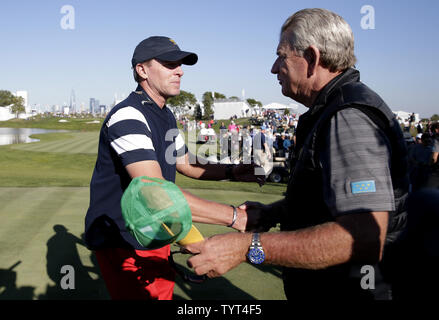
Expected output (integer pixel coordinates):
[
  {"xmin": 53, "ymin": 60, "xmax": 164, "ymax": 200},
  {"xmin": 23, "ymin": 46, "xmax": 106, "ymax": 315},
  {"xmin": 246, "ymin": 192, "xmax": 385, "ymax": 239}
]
[{"xmin": 351, "ymin": 180, "xmax": 376, "ymax": 194}]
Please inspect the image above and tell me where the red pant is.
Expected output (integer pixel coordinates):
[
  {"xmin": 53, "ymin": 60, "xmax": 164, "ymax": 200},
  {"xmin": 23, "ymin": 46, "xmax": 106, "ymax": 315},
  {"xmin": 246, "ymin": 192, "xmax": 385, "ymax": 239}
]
[{"xmin": 95, "ymin": 245, "xmax": 175, "ymax": 300}]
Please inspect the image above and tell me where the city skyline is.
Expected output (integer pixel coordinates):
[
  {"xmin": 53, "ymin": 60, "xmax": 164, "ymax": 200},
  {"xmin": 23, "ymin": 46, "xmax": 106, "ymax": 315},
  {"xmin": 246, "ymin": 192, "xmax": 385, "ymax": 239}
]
[{"xmin": 1, "ymin": 1, "xmax": 438, "ymax": 118}]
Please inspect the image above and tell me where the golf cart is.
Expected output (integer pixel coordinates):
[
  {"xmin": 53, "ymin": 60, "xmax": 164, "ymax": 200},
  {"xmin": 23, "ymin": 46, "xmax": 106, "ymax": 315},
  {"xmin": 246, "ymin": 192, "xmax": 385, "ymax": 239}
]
[
  {"xmin": 197, "ymin": 127, "xmax": 217, "ymax": 144},
  {"xmin": 268, "ymin": 155, "xmax": 290, "ymax": 183}
]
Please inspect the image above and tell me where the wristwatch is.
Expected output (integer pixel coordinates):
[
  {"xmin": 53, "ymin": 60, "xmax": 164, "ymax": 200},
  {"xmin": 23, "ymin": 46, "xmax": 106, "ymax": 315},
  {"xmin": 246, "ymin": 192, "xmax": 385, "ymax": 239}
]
[{"xmin": 247, "ymin": 233, "xmax": 265, "ymax": 264}]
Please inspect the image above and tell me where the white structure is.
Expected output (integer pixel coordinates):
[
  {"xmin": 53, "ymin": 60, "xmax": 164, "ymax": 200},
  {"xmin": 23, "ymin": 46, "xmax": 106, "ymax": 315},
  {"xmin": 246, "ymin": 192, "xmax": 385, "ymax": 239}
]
[
  {"xmin": 393, "ymin": 110, "xmax": 420, "ymax": 125},
  {"xmin": 263, "ymin": 102, "xmax": 299, "ymax": 111},
  {"xmin": 213, "ymin": 99, "xmax": 251, "ymax": 120},
  {"xmin": 15, "ymin": 90, "xmax": 29, "ymax": 114},
  {"xmin": 0, "ymin": 105, "xmax": 15, "ymax": 121}
]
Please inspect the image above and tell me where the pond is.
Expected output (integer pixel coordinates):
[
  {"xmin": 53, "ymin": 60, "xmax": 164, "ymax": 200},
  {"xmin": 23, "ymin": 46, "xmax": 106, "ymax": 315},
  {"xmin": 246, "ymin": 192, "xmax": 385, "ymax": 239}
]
[{"xmin": 0, "ymin": 128, "xmax": 69, "ymax": 146}]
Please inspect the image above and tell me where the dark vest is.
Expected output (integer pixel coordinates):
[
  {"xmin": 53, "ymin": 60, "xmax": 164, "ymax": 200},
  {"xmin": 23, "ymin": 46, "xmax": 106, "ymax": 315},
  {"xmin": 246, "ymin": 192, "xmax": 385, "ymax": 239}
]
[{"xmin": 281, "ymin": 69, "xmax": 409, "ymax": 300}]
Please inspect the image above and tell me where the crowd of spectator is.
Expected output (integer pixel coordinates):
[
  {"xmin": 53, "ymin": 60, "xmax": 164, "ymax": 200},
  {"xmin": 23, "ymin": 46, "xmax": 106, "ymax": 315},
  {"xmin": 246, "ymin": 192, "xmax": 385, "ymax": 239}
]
[
  {"xmin": 407, "ymin": 121, "xmax": 439, "ymax": 190},
  {"xmin": 178, "ymin": 111, "xmax": 439, "ymax": 189}
]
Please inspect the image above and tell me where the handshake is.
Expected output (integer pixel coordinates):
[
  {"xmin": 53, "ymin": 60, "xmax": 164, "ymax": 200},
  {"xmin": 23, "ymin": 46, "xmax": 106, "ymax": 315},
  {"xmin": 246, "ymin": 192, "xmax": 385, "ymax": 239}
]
[
  {"xmin": 182, "ymin": 200, "xmax": 283, "ymax": 279},
  {"xmin": 121, "ymin": 175, "xmax": 283, "ymax": 280},
  {"xmin": 229, "ymin": 201, "xmax": 280, "ymax": 233}
]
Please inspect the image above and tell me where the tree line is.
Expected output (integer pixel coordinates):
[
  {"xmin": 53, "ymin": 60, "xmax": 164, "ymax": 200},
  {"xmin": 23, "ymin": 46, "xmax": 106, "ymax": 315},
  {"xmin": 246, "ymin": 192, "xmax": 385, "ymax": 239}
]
[
  {"xmin": 0, "ymin": 90, "xmax": 25, "ymax": 117},
  {"xmin": 166, "ymin": 90, "xmax": 262, "ymax": 120}
]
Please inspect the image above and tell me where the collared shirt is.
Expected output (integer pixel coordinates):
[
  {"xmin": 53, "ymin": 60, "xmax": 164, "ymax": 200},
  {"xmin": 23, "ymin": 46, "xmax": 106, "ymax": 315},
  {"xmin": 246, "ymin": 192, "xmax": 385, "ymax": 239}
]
[
  {"xmin": 297, "ymin": 68, "xmax": 395, "ymax": 216},
  {"xmin": 85, "ymin": 85, "xmax": 187, "ymax": 250}
]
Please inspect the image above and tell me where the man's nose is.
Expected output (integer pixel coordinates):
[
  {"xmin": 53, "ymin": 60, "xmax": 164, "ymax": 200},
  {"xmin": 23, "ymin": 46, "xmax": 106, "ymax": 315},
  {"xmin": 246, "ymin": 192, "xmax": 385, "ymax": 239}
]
[
  {"xmin": 271, "ymin": 58, "xmax": 279, "ymax": 74},
  {"xmin": 176, "ymin": 65, "xmax": 184, "ymax": 77}
]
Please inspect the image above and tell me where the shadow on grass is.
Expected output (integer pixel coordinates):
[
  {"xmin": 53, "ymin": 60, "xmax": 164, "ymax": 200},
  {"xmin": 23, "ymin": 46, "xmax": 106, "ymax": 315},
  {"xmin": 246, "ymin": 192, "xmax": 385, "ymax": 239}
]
[
  {"xmin": 172, "ymin": 262, "xmax": 255, "ymax": 300},
  {"xmin": 248, "ymin": 263, "xmax": 283, "ymax": 279},
  {"xmin": 37, "ymin": 225, "xmax": 108, "ymax": 300},
  {"xmin": 0, "ymin": 261, "xmax": 35, "ymax": 299},
  {"xmin": 0, "ymin": 224, "xmax": 269, "ymax": 300}
]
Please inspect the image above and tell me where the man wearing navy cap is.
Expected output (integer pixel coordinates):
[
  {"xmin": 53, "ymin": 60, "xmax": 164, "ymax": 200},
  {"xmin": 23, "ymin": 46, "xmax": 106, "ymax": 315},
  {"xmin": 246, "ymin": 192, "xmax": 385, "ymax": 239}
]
[{"xmin": 85, "ymin": 36, "xmax": 264, "ymax": 300}]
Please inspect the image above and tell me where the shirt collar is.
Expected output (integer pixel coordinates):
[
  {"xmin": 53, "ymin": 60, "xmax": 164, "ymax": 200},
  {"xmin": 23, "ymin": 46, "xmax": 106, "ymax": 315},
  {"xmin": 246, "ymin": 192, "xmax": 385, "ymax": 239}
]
[
  {"xmin": 308, "ymin": 68, "xmax": 360, "ymax": 116},
  {"xmin": 135, "ymin": 84, "xmax": 168, "ymax": 112}
]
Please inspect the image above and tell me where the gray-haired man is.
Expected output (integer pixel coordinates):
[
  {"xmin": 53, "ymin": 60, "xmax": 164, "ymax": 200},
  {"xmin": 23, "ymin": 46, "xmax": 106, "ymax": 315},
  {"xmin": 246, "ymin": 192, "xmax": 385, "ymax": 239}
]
[{"xmin": 186, "ymin": 8, "xmax": 409, "ymax": 300}]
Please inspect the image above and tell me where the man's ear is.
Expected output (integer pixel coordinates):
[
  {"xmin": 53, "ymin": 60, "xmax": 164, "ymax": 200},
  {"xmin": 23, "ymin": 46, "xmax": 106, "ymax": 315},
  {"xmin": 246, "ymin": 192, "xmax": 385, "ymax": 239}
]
[
  {"xmin": 135, "ymin": 63, "xmax": 148, "ymax": 80},
  {"xmin": 303, "ymin": 45, "xmax": 320, "ymax": 77}
]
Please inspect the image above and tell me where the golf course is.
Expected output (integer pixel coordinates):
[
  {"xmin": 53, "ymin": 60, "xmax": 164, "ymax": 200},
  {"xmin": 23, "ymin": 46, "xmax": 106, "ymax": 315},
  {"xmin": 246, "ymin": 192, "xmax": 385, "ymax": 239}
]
[{"xmin": 0, "ymin": 117, "xmax": 287, "ymax": 300}]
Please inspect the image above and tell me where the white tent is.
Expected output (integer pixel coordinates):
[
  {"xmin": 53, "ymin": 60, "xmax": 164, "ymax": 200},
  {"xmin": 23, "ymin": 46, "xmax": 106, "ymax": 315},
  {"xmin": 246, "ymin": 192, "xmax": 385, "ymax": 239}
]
[
  {"xmin": 393, "ymin": 110, "xmax": 420, "ymax": 125},
  {"xmin": 213, "ymin": 100, "xmax": 251, "ymax": 120},
  {"xmin": 262, "ymin": 102, "xmax": 299, "ymax": 110}
]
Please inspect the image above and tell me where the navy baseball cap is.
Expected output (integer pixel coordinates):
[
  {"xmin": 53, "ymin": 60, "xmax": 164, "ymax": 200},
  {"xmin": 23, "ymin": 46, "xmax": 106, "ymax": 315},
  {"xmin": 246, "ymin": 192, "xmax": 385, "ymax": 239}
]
[{"xmin": 131, "ymin": 36, "xmax": 198, "ymax": 68}]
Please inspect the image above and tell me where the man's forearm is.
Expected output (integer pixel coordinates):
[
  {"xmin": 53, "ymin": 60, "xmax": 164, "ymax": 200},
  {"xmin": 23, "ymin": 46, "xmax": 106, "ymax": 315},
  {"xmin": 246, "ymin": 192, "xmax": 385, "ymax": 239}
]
[
  {"xmin": 260, "ymin": 222, "xmax": 354, "ymax": 269},
  {"xmin": 186, "ymin": 211, "xmax": 388, "ymax": 278},
  {"xmin": 183, "ymin": 163, "xmax": 229, "ymax": 180},
  {"xmin": 176, "ymin": 153, "xmax": 230, "ymax": 180},
  {"xmin": 260, "ymin": 211, "xmax": 388, "ymax": 269},
  {"xmin": 182, "ymin": 189, "xmax": 242, "ymax": 228}
]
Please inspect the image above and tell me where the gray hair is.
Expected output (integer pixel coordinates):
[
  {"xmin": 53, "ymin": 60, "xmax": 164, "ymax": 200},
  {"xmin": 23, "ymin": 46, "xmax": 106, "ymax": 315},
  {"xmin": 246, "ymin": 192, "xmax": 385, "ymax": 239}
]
[{"xmin": 281, "ymin": 8, "xmax": 356, "ymax": 72}]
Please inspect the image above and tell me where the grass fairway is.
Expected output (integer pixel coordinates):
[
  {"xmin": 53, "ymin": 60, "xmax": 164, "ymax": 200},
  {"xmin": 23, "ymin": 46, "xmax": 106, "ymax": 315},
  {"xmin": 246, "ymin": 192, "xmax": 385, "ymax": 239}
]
[
  {"xmin": 0, "ymin": 187, "xmax": 284, "ymax": 300},
  {"xmin": 0, "ymin": 121, "xmax": 288, "ymax": 300},
  {"xmin": 0, "ymin": 116, "xmax": 102, "ymax": 131}
]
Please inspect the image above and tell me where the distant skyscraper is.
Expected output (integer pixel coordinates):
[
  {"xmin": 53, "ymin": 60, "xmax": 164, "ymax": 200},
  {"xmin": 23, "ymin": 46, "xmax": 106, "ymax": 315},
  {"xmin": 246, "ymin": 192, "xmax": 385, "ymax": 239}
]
[
  {"xmin": 95, "ymin": 99, "xmax": 100, "ymax": 114},
  {"xmin": 90, "ymin": 98, "xmax": 96, "ymax": 114},
  {"xmin": 70, "ymin": 89, "xmax": 76, "ymax": 113}
]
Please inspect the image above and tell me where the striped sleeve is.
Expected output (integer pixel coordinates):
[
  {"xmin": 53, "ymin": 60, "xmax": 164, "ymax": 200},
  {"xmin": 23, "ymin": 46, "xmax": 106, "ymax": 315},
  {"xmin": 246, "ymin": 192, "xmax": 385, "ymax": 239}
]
[
  {"xmin": 107, "ymin": 106, "xmax": 157, "ymax": 166},
  {"xmin": 320, "ymin": 107, "xmax": 395, "ymax": 216}
]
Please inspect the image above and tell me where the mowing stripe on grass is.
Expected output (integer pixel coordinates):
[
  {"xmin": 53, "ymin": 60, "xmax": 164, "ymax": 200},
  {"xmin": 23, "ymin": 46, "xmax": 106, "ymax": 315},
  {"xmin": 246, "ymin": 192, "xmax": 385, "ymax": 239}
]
[
  {"xmin": 0, "ymin": 187, "xmax": 34, "ymax": 214},
  {"xmin": 0, "ymin": 187, "xmax": 286, "ymax": 300},
  {"xmin": 12, "ymin": 132, "xmax": 98, "ymax": 154},
  {"xmin": 10, "ymin": 133, "xmax": 75, "ymax": 152},
  {"xmin": 72, "ymin": 137, "xmax": 98, "ymax": 154},
  {"xmin": 0, "ymin": 188, "xmax": 80, "ymax": 259},
  {"xmin": 0, "ymin": 188, "xmax": 55, "ymax": 240},
  {"xmin": 54, "ymin": 133, "xmax": 97, "ymax": 153}
]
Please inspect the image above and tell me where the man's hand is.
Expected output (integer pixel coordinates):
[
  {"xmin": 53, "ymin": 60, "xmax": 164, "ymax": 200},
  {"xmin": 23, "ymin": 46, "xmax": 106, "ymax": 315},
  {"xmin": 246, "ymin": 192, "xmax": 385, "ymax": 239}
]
[
  {"xmin": 232, "ymin": 163, "xmax": 266, "ymax": 186},
  {"xmin": 185, "ymin": 232, "xmax": 252, "ymax": 278},
  {"xmin": 239, "ymin": 201, "xmax": 279, "ymax": 232}
]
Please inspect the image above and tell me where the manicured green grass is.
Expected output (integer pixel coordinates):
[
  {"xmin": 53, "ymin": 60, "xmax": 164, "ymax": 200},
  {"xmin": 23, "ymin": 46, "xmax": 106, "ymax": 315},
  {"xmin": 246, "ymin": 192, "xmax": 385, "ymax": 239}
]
[
  {"xmin": 1, "ymin": 127, "xmax": 286, "ymax": 194},
  {"xmin": 0, "ymin": 146, "xmax": 96, "ymax": 187},
  {"xmin": 0, "ymin": 118, "xmax": 288, "ymax": 300},
  {"xmin": 0, "ymin": 116, "xmax": 102, "ymax": 132},
  {"xmin": 0, "ymin": 187, "xmax": 285, "ymax": 300}
]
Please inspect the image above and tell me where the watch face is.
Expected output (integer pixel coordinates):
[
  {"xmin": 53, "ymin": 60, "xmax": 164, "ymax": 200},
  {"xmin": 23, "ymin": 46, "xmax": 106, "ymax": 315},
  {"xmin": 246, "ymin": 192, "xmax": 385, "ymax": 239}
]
[{"xmin": 248, "ymin": 247, "xmax": 265, "ymax": 264}]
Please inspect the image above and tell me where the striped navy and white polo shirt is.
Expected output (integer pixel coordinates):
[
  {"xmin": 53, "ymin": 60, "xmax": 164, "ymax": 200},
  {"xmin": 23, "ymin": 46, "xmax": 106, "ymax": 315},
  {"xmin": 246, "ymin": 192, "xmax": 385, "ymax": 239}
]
[{"xmin": 85, "ymin": 85, "xmax": 187, "ymax": 250}]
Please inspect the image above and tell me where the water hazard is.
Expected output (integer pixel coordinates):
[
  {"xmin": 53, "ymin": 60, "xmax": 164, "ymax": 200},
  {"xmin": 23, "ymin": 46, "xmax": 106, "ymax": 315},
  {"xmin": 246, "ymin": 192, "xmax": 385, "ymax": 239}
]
[{"xmin": 0, "ymin": 128, "xmax": 68, "ymax": 146}]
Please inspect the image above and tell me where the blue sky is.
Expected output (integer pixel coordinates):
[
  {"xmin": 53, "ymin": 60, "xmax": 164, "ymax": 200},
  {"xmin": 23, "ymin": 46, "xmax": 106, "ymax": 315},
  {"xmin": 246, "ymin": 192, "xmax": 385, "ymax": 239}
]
[{"xmin": 0, "ymin": 0, "xmax": 437, "ymax": 117}]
